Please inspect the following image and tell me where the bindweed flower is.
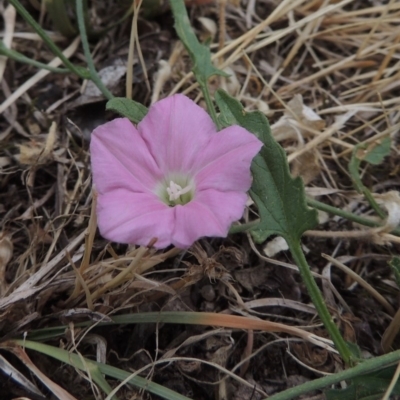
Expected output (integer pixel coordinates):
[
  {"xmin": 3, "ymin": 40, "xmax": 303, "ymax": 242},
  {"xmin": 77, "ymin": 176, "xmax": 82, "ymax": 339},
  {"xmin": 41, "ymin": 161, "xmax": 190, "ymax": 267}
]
[{"xmin": 90, "ymin": 94, "xmax": 262, "ymax": 249}]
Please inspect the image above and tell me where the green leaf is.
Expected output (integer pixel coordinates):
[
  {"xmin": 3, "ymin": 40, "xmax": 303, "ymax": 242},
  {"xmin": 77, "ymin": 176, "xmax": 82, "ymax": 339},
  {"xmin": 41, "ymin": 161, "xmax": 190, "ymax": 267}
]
[
  {"xmin": 169, "ymin": 1, "xmax": 227, "ymax": 81},
  {"xmin": 346, "ymin": 341, "xmax": 362, "ymax": 360},
  {"xmin": 215, "ymin": 89, "xmax": 318, "ymax": 244},
  {"xmin": 45, "ymin": 0, "xmax": 78, "ymax": 38},
  {"xmin": 106, "ymin": 97, "xmax": 148, "ymax": 123},
  {"xmin": 363, "ymin": 137, "xmax": 391, "ymax": 165},
  {"xmin": 390, "ymin": 256, "xmax": 400, "ymax": 288},
  {"xmin": 326, "ymin": 367, "xmax": 400, "ymax": 400},
  {"xmin": 87, "ymin": 363, "xmax": 119, "ymax": 400},
  {"xmin": 214, "ymin": 91, "xmax": 358, "ymax": 360},
  {"xmin": 168, "ymin": 0, "xmax": 226, "ymax": 126},
  {"xmin": 349, "ymin": 137, "xmax": 391, "ymax": 219}
]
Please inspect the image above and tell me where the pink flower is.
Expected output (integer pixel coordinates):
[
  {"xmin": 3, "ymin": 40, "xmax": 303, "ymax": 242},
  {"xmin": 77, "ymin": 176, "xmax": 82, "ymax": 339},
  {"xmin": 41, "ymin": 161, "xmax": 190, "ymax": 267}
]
[{"xmin": 90, "ymin": 94, "xmax": 262, "ymax": 249}]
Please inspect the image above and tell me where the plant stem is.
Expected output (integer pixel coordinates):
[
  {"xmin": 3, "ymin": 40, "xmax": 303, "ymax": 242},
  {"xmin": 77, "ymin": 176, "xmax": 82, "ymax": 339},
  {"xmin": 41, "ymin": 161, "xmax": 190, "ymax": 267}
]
[
  {"xmin": 10, "ymin": 340, "xmax": 190, "ymax": 400},
  {"xmin": 169, "ymin": 0, "xmax": 222, "ymax": 128},
  {"xmin": 199, "ymin": 79, "xmax": 220, "ymax": 128},
  {"xmin": 75, "ymin": 0, "xmax": 114, "ymax": 100},
  {"xmin": 0, "ymin": 42, "xmax": 70, "ymax": 73},
  {"xmin": 289, "ymin": 240, "xmax": 353, "ymax": 365},
  {"xmin": 307, "ymin": 198, "xmax": 400, "ymax": 236},
  {"xmin": 9, "ymin": 0, "xmax": 90, "ymax": 79},
  {"xmin": 266, "ymin": 349, "xmax": 400, "ymax": 400},
  {"xmin": 364, "ymin": 188, "xmax": 386, "ymax": 219},
  {"xmin": 231, "ymin": 198, "xmax": 400, "ymax": 236},
  {"xmin": 229, "ymin": 220, "xmax": 260, "ymax": 234}
]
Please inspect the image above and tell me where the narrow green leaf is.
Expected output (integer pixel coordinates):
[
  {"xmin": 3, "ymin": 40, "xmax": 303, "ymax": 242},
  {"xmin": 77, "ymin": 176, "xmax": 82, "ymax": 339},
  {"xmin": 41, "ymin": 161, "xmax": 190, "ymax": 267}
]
[
  {"xmin": 390, "ymin": 256, "xmax": 400, "ymax": 288},
  {"xmin": 326, "ymin": 386, "xmax": 381, "ymax": 400},
  {"xmin": 169, "ymin": 1, "xmax": 226, "ymax": 81},
  {"xmin": 12, "ymin": 340, "xmax": 191, "ymax": 400},
  {"xmin": 75, "ymin": 0, "xmax": 113, "ymax": 100},
  {"xmin": 326, "ymin": 366, "xmax": 400, "ymax": 400},
  {"xmin": 0, "ymin": 42, "xmax": 71, "ymax": 73},
  {"xmin": 215, "ymin": 89, "xmax": 318, "ymax": 244},
  {"xmin": 347, "ymin": 150, "xmax": 360, "ymax": 186},
  {"xmin": 349, "ymin": 138, "xmax": 391, "ymax": 219},
  {"xmin": 169, "ymin": 0, "xmax": 225, "ymax": 126},
  {"xmin": 87, "ymin": 364, "xmax": 119, "ymax": 400},
  {"xmin": 45, "ymin": 0, "xmax": 78, "ymax": 38},
  {"xmin": 266, "ymin": 350, "xmax": 400, "ymax": 400},
  {"xmin": 106, "ymin": 98, "xmax": 148, "ymax": 123},
  {"xmin": 346, "ymin": 341, "xmax": 362, "ymax": 359}
]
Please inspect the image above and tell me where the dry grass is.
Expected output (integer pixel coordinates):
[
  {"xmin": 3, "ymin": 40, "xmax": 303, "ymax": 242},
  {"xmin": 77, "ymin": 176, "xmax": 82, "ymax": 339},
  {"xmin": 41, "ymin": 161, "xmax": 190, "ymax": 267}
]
[{"xmin": 1, "ymin": 0, "xmax": 400, "ymax": 398}]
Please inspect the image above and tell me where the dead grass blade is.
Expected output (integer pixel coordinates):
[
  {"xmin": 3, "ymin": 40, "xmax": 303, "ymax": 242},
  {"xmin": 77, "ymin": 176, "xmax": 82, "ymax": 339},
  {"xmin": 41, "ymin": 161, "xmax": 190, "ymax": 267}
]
[
  {"xmin": 322, "ymin": 254, "xmax": 396, "ymax": 316},
  {"xmin": 5, "ymin": 344, "xmax": 78, "ymax": 400},
  {"xmin": 0, "ymin": 353, "xmax": 45, "ymax": 399}
]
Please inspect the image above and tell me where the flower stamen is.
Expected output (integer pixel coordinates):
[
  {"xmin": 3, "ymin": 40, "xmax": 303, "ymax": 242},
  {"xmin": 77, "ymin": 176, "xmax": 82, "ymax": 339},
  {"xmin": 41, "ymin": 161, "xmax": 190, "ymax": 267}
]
[{"xmin": 166, "ymin": 180, "xmax": 193, "ymax": 202}]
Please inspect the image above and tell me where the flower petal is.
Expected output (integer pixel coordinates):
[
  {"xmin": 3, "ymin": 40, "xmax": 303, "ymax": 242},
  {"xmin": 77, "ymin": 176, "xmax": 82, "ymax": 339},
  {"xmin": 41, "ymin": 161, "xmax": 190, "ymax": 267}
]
[
  {"xmin": 91, "ymin": 95, "xmax": 262, "ymax": 249},
  {"xmin": 138, "ymin": 94, "xmax": 216, "ymax": 173},
  {"xmin": 91, "ymin": 118, "xmax": 163, "ymax": 195},
  {"xmin": 171, "ymin": 189, "xmax": 248, "ymax": 248},
  {"xmin": 193, "ymin": 125, "xmax": 262, "ymax": 192},
  {"xmin": 97, "ymin": 189, "xmax": 174, "ymax": 248}
]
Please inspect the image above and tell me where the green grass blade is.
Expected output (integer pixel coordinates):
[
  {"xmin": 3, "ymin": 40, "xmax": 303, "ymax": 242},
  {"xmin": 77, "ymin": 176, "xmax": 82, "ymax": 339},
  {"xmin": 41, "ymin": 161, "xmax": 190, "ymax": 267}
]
[
  {"xmin": 390, "ymin": 256, "xmax": 400, "ymax": 288},
  {"xmin": 266, "ymin": 351, "xmax": 400, "ymax": 400},
  {"xmin": 86, "ymin": 363, "xmax": 119, "ymax": 400},
  {"xmin": 45, "ymin": 0, "xmax": 78, "ymax": 37},
  {"xmin": 11, "ymin": 340, "xmax": 191, "ymax": 400}
]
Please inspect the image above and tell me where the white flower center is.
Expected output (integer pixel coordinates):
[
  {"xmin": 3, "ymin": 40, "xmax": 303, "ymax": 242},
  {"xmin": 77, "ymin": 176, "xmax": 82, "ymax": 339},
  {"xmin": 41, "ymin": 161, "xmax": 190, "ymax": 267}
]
[
  {"xmin": 166, "ymin": 180, "xmax": 193, "ymax": 202},
  {"xmin": 156, "ymin": 174, "xmax": 195, "ymax": 206}
]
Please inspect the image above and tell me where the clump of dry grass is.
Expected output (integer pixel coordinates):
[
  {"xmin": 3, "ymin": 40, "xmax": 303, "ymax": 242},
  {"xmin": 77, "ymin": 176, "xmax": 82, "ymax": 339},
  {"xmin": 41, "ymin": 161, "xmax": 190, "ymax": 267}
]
[{"xmin": 1, "ymin": 0, "xmax": 400, "ymax": 398}]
